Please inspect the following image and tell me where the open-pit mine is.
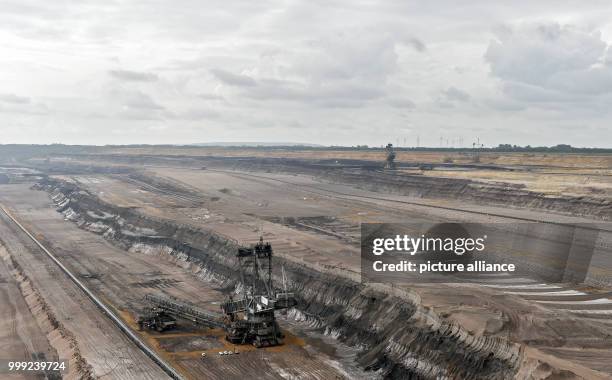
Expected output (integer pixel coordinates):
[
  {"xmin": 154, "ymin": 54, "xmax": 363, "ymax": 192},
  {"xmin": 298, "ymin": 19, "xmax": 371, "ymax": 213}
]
[{"xmin": 1, "ymin": 145, "xmax": 612, "ymax": 379}]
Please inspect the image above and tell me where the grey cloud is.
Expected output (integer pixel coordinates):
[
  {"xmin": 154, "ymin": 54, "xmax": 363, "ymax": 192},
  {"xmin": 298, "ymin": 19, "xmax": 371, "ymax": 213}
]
[
  {"xmin": 0, "ymin": 102, "xmax": 49, "ymax": 115},
  {"xmin": 501, "ymin": 82, "xmax": 585, "ymax": 104},
  {"xmin": 407, "ymin": 37, "xmax": 426, "ymax": 52},
  {"xmin": 116, "ymin": 91, "xmax": 164, "ymax": 110},
  {"xmin": 244, "ymin": 79, "xmax": 385, "ymax": 108},
  {"xmin": 294, "ymin": 31, "xmax": 399, "ymax": 83},
  {"xmin": 2, "ymin": 0, "xmax": 612, "ymax": 146},
  {"xmin": 166, "ymin": 108, "xmax": 220, "ymax": 120},
  {"xmin": 116, "ymin": 109, "xmax": 162, "ymax": 121},
  {"xmin": 484, "ymin": 97, "xmax": 526, "ymax": 112},
  {"xmin": 0, "ymin": 93, "xmax": 47, "ymax": 116},
  {"xmin": 110, "ymin": 90, "xmax": 165, "ymax": 120},
  {"xmin": 316, "ymin": 98, "xmax": 373, "ymax": 108},
  {"xmin": 109, "ymin": 70, "xmax": 159, "ymax": 82},
  {"xmin": 217, "ymin": 29, "xmax": 398, "ymax": 108},
  {"xmin": 210, "ymin": 69, "xmax": 257, "ymax": 87},
  {"xmin": 0, "ymin": 93, "xmax": 31, "ymax": 104},
  {"xmin": 387, "ymin": 98, "xmax": 416, "ymax": 109},
  {"xmin": 443, "ymin": 87, "xmax": 471, "ymax": 102},
  {"xmin": 500, "ymin": 82, "xmax": 612, "ymax": 117},
  {"xmin": 485, "ymin": 22, "xmax": 612, "ymax": 97},
  {"xmin": 437, "ymin": 101, "xmax": 455, "ymax": 109},
  {"xmin": 286, "ymin": 120, "xmax": 304, "ymax": 129},
  {"xmin": 197, "ymin": 93, "xmax": 224, "ymax": 101}
]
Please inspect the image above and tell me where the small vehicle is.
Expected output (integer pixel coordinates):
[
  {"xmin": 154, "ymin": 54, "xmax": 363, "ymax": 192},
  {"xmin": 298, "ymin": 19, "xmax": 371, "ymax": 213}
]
[{"xmin": 137, "ymin": 308, "xmax": 177, "ymax": 332}]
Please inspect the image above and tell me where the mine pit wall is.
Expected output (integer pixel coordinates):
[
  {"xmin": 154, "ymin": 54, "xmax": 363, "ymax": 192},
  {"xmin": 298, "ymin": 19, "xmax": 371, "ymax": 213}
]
[
  {"xmin": 204, "ymin": 156, "xmax": 612, "ymax": 220},
  {"xmin": 585, "ymin": 243, "xmax": 612, "ymax": 288},
  {"xmin": 51, "ymin": 153, "xmax": 612, "ymax": 220},
  {"xmin": 36, "ymin": 178, "xmax": 522, "ymax": 379},
  {"xmin": 460, "ymin": 223, "xmax": 612, "ymax": 288}
]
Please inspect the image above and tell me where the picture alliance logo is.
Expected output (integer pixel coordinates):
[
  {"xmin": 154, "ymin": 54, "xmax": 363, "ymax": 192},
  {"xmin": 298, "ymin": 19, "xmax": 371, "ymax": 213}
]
[{"xmin": 371, "ymin": 234, "xmax": 488, "ymax": 256}]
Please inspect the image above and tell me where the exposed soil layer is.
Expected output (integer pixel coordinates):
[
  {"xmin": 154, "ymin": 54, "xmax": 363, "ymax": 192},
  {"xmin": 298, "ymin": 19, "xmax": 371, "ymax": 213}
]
[
  {"xmin": 203, "ymin": 156, "xmax": 612, "ymax": 220},
  {"xmin": 37, "ymin": 177, "xmax": 523, "ymax": 380},
  {"xmin": 42, "ymin": 153, "xmax": 612, "ymax": 220}
]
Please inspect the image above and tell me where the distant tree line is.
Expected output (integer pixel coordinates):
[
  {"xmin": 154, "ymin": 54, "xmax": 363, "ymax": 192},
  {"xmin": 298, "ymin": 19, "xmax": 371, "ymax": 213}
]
[
  {"xmin": 2, "ymin": 143, "xmax": 612, "ymax": 158},
  {"xmin": 327, "ymin": 144, "xmax": 612, "ymax": 153}
]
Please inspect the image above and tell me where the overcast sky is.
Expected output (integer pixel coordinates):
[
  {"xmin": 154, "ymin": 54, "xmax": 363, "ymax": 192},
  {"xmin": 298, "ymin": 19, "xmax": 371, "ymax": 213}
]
[{"xmin": 1, "ymin": 1, "xmax": 612, "ymax": 147}]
